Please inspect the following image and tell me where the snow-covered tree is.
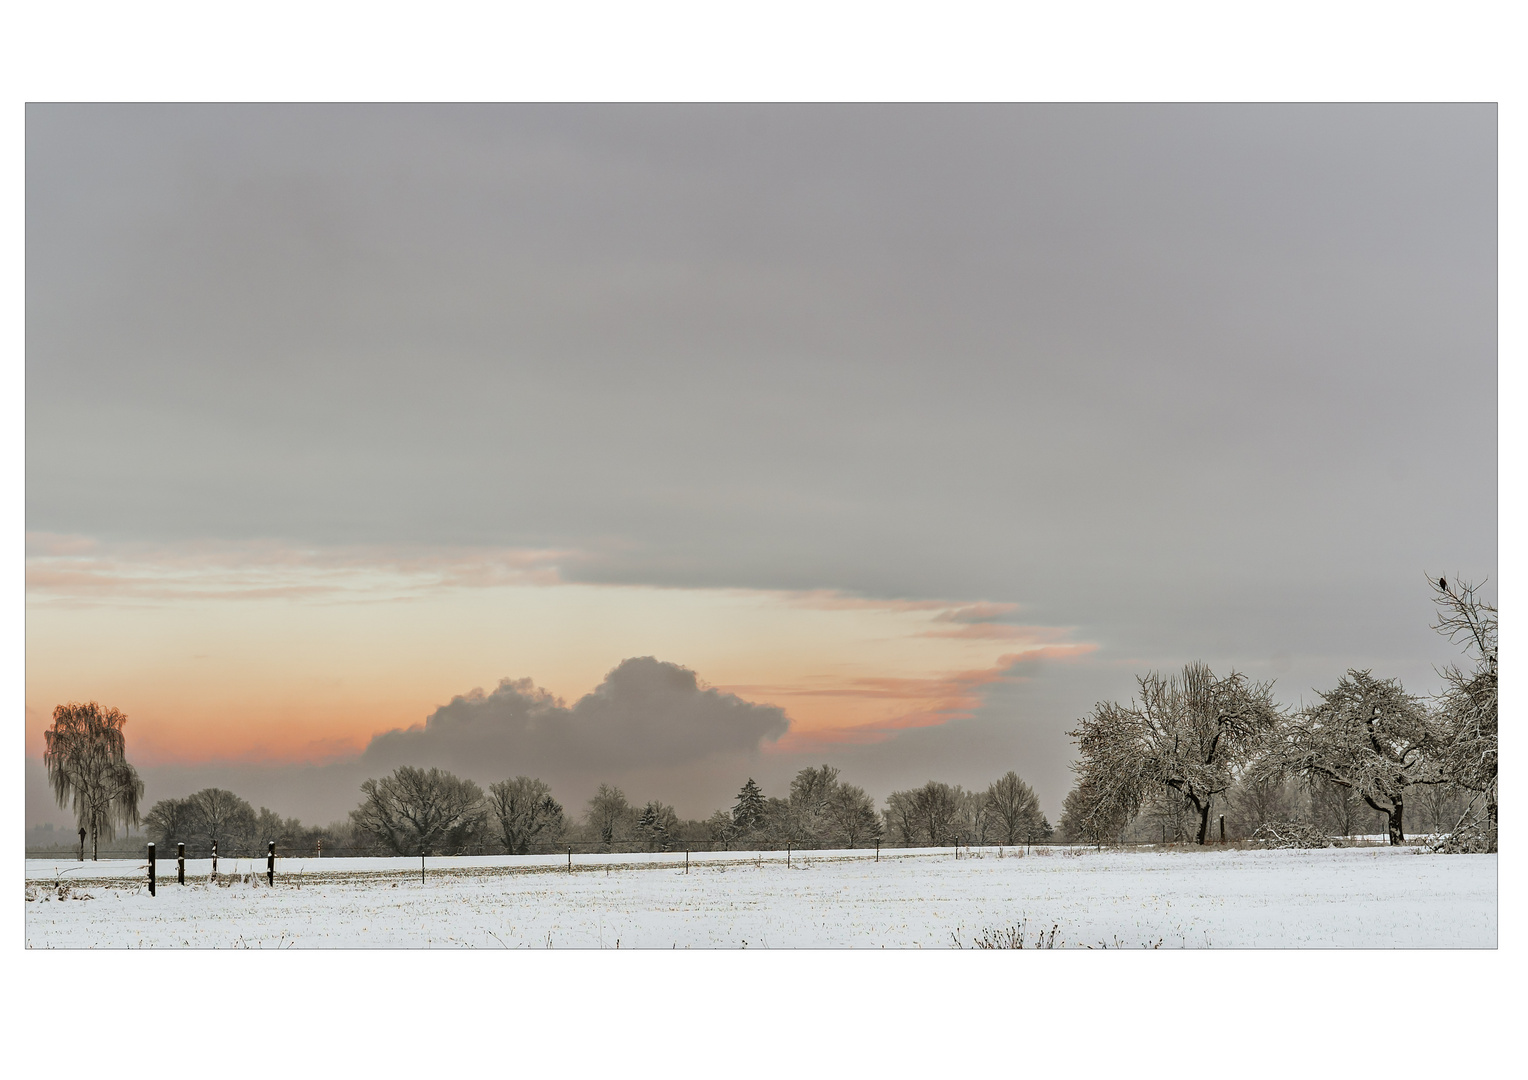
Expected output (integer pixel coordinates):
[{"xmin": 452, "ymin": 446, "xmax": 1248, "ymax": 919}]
[
  {"xmin": 1059, "ymin": 769, "xmax": 1137, "ymax": 846},
  {"xmin": 635, "ymin": 800, "xmax": 679, "ymax": 851},
  {"xmin": 1428, "ymin": 575, "xmax": 1497, "ymax": 851},
  {"xmin": 731, "ymin": 778, "xmax": 767, "ymax": 833},
  {"xmin": 1068, "ymin": 663, "xmax": 1280, "ymax": 845},
  {"xmin": 1270, "ymin": 669, "xmax": 1439, "ymax": 846}
]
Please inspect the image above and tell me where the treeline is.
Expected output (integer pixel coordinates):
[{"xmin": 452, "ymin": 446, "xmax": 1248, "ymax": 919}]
[
  {"xmin": 1058, "ymin": 577, "xmax": 1497, "ymax": 853},
  {"xmin": 142, "ymin": 787, "xmax": 346, "ymax": 858},
  {"xmin": 142, "ymin": 765, "xmax": 1052, "ymax": 859}
]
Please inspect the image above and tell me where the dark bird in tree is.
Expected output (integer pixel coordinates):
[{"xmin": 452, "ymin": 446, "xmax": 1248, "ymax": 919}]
[
  {"xmin": 1440, "ymin": 578, "xmax": 1448, "ymax": 591},
  {"xmin": 43, "ymin": 701, "xmax": 145, "ymax": 860}
]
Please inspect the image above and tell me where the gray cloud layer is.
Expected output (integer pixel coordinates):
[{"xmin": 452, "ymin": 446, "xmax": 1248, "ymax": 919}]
[{"xmin": 25, "ymin": 106, "xmax": 1496, "ymax": 819}]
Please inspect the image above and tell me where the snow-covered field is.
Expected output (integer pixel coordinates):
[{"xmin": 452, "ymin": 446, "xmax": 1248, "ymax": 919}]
[{"xmin": 24, "ymin": 845, "xmax": 1496, "ymax": 948}]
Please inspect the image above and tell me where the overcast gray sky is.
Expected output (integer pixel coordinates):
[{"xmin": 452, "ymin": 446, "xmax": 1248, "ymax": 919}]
[{"xmin": 26, "ymin": 104, "xmax": 1496, "ymax": 826}]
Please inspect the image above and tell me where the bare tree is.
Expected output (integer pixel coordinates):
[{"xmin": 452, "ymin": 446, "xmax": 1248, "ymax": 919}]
[
  {"xmin": 908, "ymin": 781, "xmax": 963, "ymax": 845},
  {"xmin": 883, "ymin": 789, "xmax": 920, "ymax": 846},
  {"xmin": 958, "ymin": 787, "xmax": 993, "ymax": 845},
  {"xmin": 1428, "ymin": 575, "xmax": 1497, "ymax": 851},
  {"xmin": 144, "ymin": 796, "xmax": 197, "ymax": 850},
  {"xmin": 1068, "ymin": 663, "xmax": 1279, "ymax": 845},
  {"xmin": 985, "ymin": 771, "xmax": 1049, "ymax": 845},
  {"xmin": 586, "ymin": 784, "xmax": 633, "ymax": 851},
  {"xmin": 43, "ymin": 701, "xmax": 145, "ymax": 860},
  {"xmin": 1416, "ymin": 781, "xmax": 1467, "ymax": 836},
  {"xmin": 487, "ymin": 776, "xmax": 565, "ymax": 855},
  {"xmin": 1269, "ymin": 670, "xmax": 1438, "ymax": 845},
  {"xmin": 825, "ymin": 783, "xmax": 881, "ymax": 848},
  {"xmin": 350, "ymin": 767, "xmax": 485, "ymax": 856},
  {"xmin": 189, "ymin": 787, "xmax": 258, "ymax": 855}
]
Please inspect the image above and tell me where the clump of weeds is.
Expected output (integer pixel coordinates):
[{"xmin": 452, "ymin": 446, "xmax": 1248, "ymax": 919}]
[{"xmin": 951, "ymin": 919, "xmax": 1062, "ymax": 949}]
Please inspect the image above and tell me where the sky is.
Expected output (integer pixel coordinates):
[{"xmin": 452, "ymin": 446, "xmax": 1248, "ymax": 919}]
[{"xmin": 25, "ymin": 104, "xmax": 1496, "ymax": 827}]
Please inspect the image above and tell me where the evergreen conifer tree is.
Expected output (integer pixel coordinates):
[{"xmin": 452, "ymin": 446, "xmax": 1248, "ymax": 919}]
[{"xmin": 732, "ymin": 778, "xmax": 766, "ymax": 832}]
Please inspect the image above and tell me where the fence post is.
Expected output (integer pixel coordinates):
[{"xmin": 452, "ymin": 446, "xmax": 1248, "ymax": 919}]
[
  {"xmin": 568, "ymin": 846, "xmax": 572, "ymax": 873},
  {"xmin": 875, "ymin": 840, "xmax": 879, "ymax": 863},
  {"xmin": 78, "ymin": 827, "xmax": 85, "ymax": 862},
  {"xmin": 1219, "ymin": 816, "xmax": 1226, "ymax": 843},
  {"xmin": 148, "ymin": 842, "xmax": 156, "ymax": 896},
  {"xmin": 685, "ymin": 850, "xmax": 689, "ymax": 874},
  {"xmin": 177, "ymin": 842, "xmax": 185, "ymax": 885},
  {"xmin": 421, "ymin": 851, "xmax": 426, "ymax": 885},
  {"xmin": 212, "ymin": 840, "xmax": 218, "ymax": 877},
  {"xmin": 267, "ymin": 841, "xmax": 275, "ymax": 887},
  {"xmin": 787, "ymin": 843, "xmax": 791, "ymax": 869},
  {"xmin": 317, "ymin": 838, "xmax": 322, "ymax": 858}
]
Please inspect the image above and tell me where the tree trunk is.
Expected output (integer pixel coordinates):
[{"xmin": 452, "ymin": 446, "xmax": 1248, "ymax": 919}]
[
  {"xmin": 1194, "ymin": 800, "xmax": 1212, "ymax": 845},
  {"xmin": 1386, "ymin": 799, "xmax": 1405, "ymax": 846}
]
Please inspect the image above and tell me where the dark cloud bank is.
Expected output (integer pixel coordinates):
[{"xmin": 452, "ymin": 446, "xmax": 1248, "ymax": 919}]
[{"xmin": 362, "ymin": 656, "xmax": 786, "ymax": 791}]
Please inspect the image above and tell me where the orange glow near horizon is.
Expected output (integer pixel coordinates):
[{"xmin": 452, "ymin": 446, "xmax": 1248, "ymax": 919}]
[{"xmin": 25, "ymin": 536, "xmax": 1095, "ymax": 765}]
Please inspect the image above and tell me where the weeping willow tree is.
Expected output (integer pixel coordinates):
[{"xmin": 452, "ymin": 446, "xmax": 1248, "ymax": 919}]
[{"xmin": 43, "ymin": 702, "xmax": 144, "ymax": 860}]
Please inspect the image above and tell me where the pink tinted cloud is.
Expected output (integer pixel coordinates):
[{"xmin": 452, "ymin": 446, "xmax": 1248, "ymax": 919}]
[
  {"xmin": 931, "ymin": 602, "xmax": 1021, "ymax": 623},
  {"xmin": 25, "ymin": 535, "xmax": 576, "ymax": 603},
  {"xmin": 731, "ymin": 643, "xmax": 1097, "ymax": 753},
  {"xmin": 778, "ymin": 589, "xmax": 954, "ymax": 614}
]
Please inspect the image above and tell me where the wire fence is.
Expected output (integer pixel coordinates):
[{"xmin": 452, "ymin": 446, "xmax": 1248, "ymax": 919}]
[{"xmin": 28, "ymin": 833, "xmax": 1409, "ymax": 861}]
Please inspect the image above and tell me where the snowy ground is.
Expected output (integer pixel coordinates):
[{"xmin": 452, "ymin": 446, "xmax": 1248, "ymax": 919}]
[{"xmin": 23, "ymin": 845, "xmax": 1496, "ymax": 949}]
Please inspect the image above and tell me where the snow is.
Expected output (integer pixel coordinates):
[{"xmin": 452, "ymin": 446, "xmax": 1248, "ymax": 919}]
[{"xmin": 23, "ymin": 844, "xmax": 1496, "ymax": 948}]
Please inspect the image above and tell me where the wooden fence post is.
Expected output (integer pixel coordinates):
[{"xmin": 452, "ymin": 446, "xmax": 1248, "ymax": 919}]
[
  {"xmin": 1219, "ymin": 816, "xmax": 1226, "ymax": 843},
  {"xmin": 567, "ymin": 846, "xmax": 572, "ymax": 873},
  {"xmin": 267, "ymin": 841, "xmax": 275, "ymax": 887},
  {"xmin": 78, "ymin": 827, "xmax": 85, "ymax": 862},
  {"xmin": 177, "ymin": 842, "xmax": 185, "ymax": 885},
  {"xmin": 148, "ymin": 842, "xmax": 156, "ymax": 896},
  {"xmin": 685, "ymin": 850, "xmax": 689, "ymax": 874},
  {"xmin": 421, "ymin": 851, "xmax": 426, "ymax": 885},
  {"xmin": 787, "ymin": 843, "xmax": 791, "ymax": 869},
  {"xmin": 875, "ymin": 840, "xmax": 879, "ymax": 863},
  {"xmin": 212, "ymin": 840, "xmax": 218, "ymax": 877}
]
